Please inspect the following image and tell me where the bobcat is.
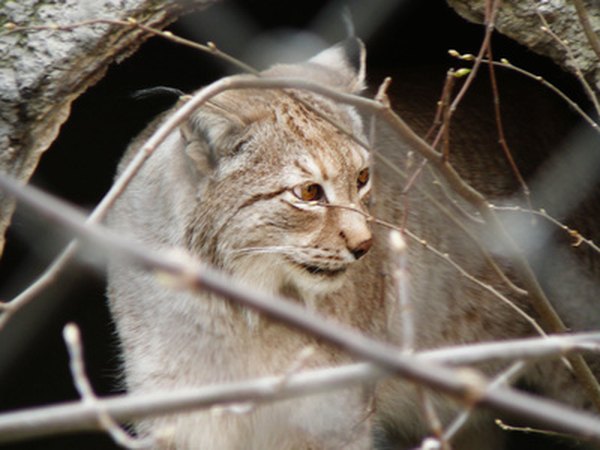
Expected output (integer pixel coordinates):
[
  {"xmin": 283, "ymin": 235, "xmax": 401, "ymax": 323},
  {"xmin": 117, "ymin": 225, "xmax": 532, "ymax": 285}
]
[{"xmin": 107, "ymin": 38, "xmax": 599, "ymax": 449}]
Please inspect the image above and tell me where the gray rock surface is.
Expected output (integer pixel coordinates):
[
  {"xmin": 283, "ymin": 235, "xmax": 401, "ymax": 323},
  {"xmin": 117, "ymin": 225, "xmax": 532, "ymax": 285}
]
[
  {"xmin": 0, "ymin": 0, "xmax": 214, "ymax": 254},
  {"xmin": 448, "ymin": 0, "xmax": 600, "ymax": 92}
]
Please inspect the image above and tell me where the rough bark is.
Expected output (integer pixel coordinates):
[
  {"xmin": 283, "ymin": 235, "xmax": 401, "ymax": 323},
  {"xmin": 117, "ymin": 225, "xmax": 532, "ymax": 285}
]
[
  {"xmin": 0, "ymin": 0, "xmax": 214, "ymax": 255},
  {"xmin": 448, "ymin": 0, "xmax": 600, "ymax": 93}
]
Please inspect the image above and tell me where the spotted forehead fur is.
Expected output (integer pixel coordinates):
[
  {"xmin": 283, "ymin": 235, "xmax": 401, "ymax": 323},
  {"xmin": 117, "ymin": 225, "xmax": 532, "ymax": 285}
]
[
  {"xmin": 274, "ymin": 95, "xmax": 367, "ymax": 179},
  {"xmin": 190, "ymin": 86, "xmax": 369, "ymax": 197},
  {"xmin": 190, "ymin": 39, "xmax": 369, "ymax": 185}
]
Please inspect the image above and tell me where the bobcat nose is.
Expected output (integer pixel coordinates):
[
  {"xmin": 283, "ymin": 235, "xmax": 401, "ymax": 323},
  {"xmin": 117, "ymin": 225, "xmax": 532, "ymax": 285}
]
[
  {"xmin": 338, "ymin": 207, "xmax": 372, "ymax": 260},
  {"xmin": 350, "ymin": 238, "xmax": 372, "ymax": 260}
]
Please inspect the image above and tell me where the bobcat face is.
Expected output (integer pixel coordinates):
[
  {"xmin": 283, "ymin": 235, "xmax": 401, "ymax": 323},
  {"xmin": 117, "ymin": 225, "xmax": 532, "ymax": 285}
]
[
  {"xmin": 228, "ymin": 101, "xmax": 372, "ymax": 294},
  {"xmin": 183, "ymin": 41, "xmax": 372, "ymax": 295}
]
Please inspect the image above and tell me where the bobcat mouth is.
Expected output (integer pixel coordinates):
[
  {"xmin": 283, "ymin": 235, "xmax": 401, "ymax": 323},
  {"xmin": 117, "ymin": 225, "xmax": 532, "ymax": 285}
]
[{"xmin": 298, "ymin": 262, "xmax": 347, "ymax": 277}]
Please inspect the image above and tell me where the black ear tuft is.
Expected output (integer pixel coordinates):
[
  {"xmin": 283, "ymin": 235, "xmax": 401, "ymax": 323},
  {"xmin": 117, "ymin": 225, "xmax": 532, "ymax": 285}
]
[
  {"xmin": 131, "ymin": 86, "xmax": 186, "ymax": 101},
  {"xmin": 342, "ymin": 6, "xmax": 356, "ymax": 38},
  {"xmin": 340, "ymin": 37, "xmax": 364, "ymax": 77}
]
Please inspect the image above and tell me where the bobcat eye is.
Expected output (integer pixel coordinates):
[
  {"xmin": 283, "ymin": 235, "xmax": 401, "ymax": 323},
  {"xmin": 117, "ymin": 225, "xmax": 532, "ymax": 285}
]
[
  {"xmin": 293, "ymin": 183, "xmax": 324, "ymax": 202},
  {"xmin": 357, "ymin": 168, "xmax": 370, "ymax": 189}
]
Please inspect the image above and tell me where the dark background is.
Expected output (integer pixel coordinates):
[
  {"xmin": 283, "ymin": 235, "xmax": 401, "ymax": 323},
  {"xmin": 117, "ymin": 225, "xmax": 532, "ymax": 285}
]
[{"xmin": 0, "ymin": 0, "xmax": 591, "ymax": 449}]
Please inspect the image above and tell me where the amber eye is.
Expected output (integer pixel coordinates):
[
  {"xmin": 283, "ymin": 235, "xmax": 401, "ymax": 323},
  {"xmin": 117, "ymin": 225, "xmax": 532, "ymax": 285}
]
[
  {"xmin": 293, "ymin": 183, "xmax": 325, "ymax": 202},
  {"xmin": 357, "ymin": 168, "xmax": 370, "ymax": 189}
]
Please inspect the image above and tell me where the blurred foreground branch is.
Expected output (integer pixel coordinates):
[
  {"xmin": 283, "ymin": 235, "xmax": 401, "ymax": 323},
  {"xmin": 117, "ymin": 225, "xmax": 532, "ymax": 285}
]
[
  {"xmin": 0, "ymin": 329, "xmax": 598, "ymax": 444},
  {"xmin": 1, "ymin": 171, "xmax": 600, "ymax": 444}
]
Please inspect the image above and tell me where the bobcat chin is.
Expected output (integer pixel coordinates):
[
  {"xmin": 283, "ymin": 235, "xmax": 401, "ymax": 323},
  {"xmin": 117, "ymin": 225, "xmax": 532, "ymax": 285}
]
[{"xmin": 108, "ymin": 38, "xmax": 599, "ymax": 450}]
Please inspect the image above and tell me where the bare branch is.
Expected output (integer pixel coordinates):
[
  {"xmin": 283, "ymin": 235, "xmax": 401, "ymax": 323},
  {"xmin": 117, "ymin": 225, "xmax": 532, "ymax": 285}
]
[
  {"xmin": 416, "ymin": 389, "xmax": 448, "ymax": 450},
  {"xmin": 2, "ymin": 172, "xmax": 600, "ymax": 443},
  {"xmin": 451, "ymin": 51, "xmax": 600, "ymax": 133},
  {"xmin": 485, "ymin": 40, "xmax": 532, "ymax": 207},
  {"xmin": 389, "ymin": 230, "xmax": 414, "ymax": 353},
  {"xmin": 420, "ymin": 333, "xmax": 600, "ymax": 366},
  {"xmin": 492, "ymin": 205, "xmax": 600, "ymax": 255},
  {"xmin": 446, "ymin": 0, "xmax": 501, "ymax": 116},
  {"xmin": 0, "ymin": 363, "xmax": 384, "ymax": 445},
  {"xmin": 443, "ymin": 360, "xmax": 527, "ymax": 443},
  {"xmin": 0, "ymin": 332, "xmax": 598, "ymax": 445},
  {"xmin": 495, "ymin": 417, "xmax": 580, "ymax": 440},
  {"xmin": 63, "ymin": 323, "xmax": 153, "ymax": 449}
]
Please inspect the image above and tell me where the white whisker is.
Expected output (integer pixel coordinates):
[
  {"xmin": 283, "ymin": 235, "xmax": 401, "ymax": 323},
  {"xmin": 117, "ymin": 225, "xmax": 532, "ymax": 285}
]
[{"xmin": 230, "ymin": 246, "xmax": 299, "ymax": 257}]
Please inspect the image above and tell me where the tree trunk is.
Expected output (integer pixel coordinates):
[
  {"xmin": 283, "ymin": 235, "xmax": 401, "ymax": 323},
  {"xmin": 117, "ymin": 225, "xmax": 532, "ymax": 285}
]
[
  {"xmin": 448, "ymin": 0, "xmax": 600, "ymax": 94},
  {"xmin": 0, "ymin": 0, "xmax": 214, "ymax": 255}
]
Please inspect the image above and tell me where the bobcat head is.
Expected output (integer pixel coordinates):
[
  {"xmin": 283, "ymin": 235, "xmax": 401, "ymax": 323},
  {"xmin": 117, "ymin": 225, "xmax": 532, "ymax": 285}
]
[{"xmin": 180, "ymin": 39, "xmax": 373, "ymax": 297}]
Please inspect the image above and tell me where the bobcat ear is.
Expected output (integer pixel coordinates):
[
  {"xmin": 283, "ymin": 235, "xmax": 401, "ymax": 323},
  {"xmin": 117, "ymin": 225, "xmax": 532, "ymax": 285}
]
[
  {"xmin": 180, "ymin": 120, "xmax": 216, "ymax": 177},
  {"xmin": 309, "ymin": 37, "xmax": 366, "ymax": 93},
  {"xmin": 180, "ymin": 101, "xmax": 247, "ymax": 177}
]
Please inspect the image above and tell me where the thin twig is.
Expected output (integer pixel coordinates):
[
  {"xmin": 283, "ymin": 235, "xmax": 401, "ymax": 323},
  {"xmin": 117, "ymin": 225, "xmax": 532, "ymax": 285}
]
[
  {"xmin": 416, "ymin": 389, "xmax": 450, "ymax": 450},
  {"xmin": 495, "ymin": 417, "xmax": 580, "ymax": 440},
  {"xmin": 491, "ymin": 205, "xmax": 600, "ymax": 254},
  {"xmin": 63, "ymin": 323, "xmax": 153, "ymax": 449},
  {"xmin": 431, "ymin": 0, "xmax": 501, "ymax": 158},
  {"xmin": 314, "ymin": 201, "xmax": 542, "ymax": 336},
  {"xmin": 400, "ymin": 68, "xmax": 462, "ymax": 228},
  {"xmin": 419, "ymin": 333, "xmax": 600, "ymax": 366},
  {"xmin": 443, "ymin": 360, "xmax": 527, "ymax": 442},
  {"xmin": 441, "ymin": 70, "xmax": 456, "ymax": 162},
  {"xmin": 450, "ymin": 0, "xmax": 500, "ymax": 115},
  {"xmin": 451, "ymin": 52, "xmax": 600, "ymax": 133},
  {"xmin": 399, "ymin": 69, "xmax": 458, "ymax": 233},
  {"xmin": 485, "ymin": 42, "xmax": 532, "ymax": 208}
]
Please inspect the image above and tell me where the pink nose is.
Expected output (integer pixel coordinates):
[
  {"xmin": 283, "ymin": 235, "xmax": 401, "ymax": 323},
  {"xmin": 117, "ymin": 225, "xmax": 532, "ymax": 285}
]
[{"xmin": 350, "ymin": 237, "xmax": 372, "ymax": 260}]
